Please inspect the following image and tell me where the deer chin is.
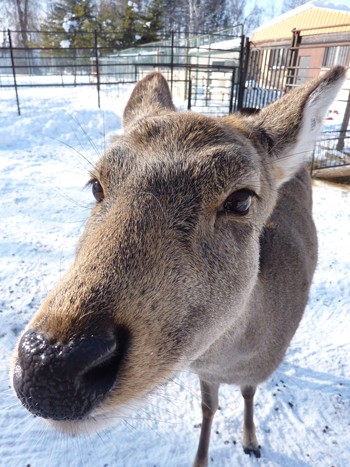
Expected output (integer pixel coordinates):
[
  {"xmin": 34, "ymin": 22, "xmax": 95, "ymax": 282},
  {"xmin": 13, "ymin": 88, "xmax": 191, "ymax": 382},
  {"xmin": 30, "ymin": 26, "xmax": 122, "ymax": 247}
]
[{"xmin": 46, "ymin": 400, "xmax": 140, "ymax": 436}]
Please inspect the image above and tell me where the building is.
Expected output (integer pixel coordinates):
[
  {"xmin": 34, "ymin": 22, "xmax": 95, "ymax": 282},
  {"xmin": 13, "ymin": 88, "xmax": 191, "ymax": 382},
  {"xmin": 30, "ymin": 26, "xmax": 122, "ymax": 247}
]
[{"xmin": 250, "ymin": 1, "xmax": 350, "ymax": 84}]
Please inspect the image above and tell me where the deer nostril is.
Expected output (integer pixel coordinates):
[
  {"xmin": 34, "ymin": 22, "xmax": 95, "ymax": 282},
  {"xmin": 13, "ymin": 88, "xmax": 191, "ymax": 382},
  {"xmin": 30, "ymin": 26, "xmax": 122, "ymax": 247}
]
[{"xmin": 13, "ymin": 328, "xmax": 129, "ymax": 420}]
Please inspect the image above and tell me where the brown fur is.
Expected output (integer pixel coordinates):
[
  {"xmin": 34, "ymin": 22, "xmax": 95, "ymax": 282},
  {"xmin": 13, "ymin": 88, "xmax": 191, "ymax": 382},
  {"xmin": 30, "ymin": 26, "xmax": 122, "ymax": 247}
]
[{"xmin": 11, "ymin": 67, "xmax": 346, "ymax": 464}]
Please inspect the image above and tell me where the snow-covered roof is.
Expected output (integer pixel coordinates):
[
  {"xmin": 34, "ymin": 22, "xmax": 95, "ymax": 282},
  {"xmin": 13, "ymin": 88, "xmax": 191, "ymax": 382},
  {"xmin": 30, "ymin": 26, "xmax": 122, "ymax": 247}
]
[{"xmin": 188, "ymin": 37, "xmax": 242, "ymax": 55}]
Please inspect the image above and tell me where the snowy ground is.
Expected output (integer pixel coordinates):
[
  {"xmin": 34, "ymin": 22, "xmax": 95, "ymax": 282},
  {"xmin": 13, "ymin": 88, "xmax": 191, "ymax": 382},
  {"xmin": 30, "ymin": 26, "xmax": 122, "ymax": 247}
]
[{"xmin": 0, "ymin": 84, "xmax": 349, "ymax": 467}]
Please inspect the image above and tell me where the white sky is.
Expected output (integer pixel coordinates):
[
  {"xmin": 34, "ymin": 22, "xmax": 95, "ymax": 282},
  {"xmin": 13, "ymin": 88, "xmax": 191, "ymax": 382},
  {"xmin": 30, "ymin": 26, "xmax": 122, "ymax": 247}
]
[{"xmin": 260, "ymin": 0, "xmax": 350, "ymax": 22}]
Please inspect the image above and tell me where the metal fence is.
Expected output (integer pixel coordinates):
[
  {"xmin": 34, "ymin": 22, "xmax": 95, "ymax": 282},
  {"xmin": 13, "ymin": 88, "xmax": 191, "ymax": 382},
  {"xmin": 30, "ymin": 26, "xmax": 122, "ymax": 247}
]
[
  {"xmin": 1, "ymin": 25, "xmax": 350, "ymax": 176},
  {"xmin": 0, "ymin": 27, "xmax": 245, "ymax": 116}
]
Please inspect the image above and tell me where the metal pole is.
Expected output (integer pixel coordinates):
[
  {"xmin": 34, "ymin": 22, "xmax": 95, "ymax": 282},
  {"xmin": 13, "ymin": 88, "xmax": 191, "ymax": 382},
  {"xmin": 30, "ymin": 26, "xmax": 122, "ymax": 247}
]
[
  {"xmin": 94, "ymin": 30, "xmax": 101, "ymax": 108},
  {"xmin": 8, "ymin": 29, "xmax": 21, "ymax": 116},
  {"xmin": 187, "ymin": 78, "xmax": 192, "ymax": 110},
  {"xmin": 310, "ymin": 149, "xmax": 315, "ymax": 176},
  {"xmin": 170, "ymin": 30, "xmax": 174, "ymax": 92},
  {"xmin": 184, "ymin": 36, "xmax": 189, "ymax": 100},
  {"xmin": 237, "ymin": 34, "xmax": 246, "ymax": 111},
  {"xmin": 286, "ymin": 29, "xmax": 301, "ymax": 91},
  {"xmin": 206, "ymin": 34, "xmax": 211, "ymax": 107},
  {"xmin": 229, "ymin": 68, "xmax": 236, "ymax": 114}
]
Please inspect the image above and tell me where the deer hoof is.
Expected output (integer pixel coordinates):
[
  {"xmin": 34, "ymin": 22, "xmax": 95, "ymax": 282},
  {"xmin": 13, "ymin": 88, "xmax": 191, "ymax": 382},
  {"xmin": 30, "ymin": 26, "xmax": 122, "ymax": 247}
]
[{"xmin": 243, "ymin": 444, "xmax": 261, "ymax": 458}]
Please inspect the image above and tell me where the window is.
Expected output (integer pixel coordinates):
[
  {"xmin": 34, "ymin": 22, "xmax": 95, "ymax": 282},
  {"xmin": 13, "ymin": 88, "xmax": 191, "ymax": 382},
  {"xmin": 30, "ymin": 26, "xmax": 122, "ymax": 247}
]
[{"xmin": 323, "ymin": 46, "xmax": 350, "ymax": 67}]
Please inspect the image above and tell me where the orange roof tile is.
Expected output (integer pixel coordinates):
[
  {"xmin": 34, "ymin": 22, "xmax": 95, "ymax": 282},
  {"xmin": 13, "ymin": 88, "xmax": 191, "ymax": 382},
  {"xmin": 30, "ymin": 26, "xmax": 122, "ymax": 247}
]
[{"xmin": 251, "ymin": 6, "xmax": 350, "ymax": 43}]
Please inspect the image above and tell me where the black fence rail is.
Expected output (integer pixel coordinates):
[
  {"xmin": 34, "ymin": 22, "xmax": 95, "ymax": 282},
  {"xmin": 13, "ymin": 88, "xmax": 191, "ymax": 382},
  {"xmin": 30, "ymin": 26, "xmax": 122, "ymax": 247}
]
[{"xmin": 0, "ymin": 27, "xmax": 245, "ymax": 116}]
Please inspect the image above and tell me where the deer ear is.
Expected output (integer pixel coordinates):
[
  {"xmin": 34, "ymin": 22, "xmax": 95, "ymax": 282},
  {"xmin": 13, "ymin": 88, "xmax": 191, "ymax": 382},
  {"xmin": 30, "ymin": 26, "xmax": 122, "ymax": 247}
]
[
  {"xmin": 248, "ymin": 66, "xmax": 346, "ymax": 187},
  {"xmin": 123, "ymin": 72, "xmax": 175, "ymax": 129}
]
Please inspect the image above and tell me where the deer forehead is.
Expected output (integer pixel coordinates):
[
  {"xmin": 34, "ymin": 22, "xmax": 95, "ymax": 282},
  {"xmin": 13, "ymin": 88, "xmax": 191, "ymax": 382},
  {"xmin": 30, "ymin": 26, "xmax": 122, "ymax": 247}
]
[{"xmin": 98, "ymin": 113, "xmax": 263, "ymax": 201}]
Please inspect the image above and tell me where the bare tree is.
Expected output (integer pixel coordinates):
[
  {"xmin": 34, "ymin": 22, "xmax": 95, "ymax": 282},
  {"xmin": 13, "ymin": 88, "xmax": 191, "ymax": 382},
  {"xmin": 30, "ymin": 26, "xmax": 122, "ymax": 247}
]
[
  {"xmin": 282, "ymin": 0, "xmax": 309, "ymax": 13},
  {"xmin": 162, "ymin": 0, "xmax": 250, "ymax": 34},
  {"xmin": 0, "ymin": 2, "xmax": 12, "ymax": 35},
  {"xmin": 244, "ymin": 1, "xmax": 264, "ymax": 34},
  {"xmin": 15, "ymin": 0, "xmax": 30, "ymax": 45},
  {"xmin": 187, "ymin": 0, "xmax": 199, "ymax": 32},
  {"xmin": 163, "ymin": 0, "xmax": 212, "ymax": 33},
  {"xmin": 0, "ymin": 0, "xmax": 42, "ymax": 46}
]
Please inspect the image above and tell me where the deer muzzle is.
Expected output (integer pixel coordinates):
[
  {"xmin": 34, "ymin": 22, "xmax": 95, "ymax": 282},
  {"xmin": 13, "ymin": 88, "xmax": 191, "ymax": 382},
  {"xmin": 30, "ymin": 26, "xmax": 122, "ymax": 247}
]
[{"xmin": 12, "ymin": 328, "xmax": 129, "ymax": 420}]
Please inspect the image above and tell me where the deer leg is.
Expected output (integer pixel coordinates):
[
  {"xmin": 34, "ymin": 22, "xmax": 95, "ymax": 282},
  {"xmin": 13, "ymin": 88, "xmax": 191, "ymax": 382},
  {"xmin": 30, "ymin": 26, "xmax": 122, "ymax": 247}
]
[
  {"xmin": 193, "ymin": 379, "xmax": 219, "ymax": 467},
  {"xmin": 241, "ymin": 385, "xmax": 261, "ymax": 458}
]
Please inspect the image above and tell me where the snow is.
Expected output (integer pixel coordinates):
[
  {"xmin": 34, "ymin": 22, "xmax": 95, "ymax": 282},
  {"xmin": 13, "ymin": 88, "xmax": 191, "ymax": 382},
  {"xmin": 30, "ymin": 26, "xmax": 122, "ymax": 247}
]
[
  {"xmin": 63, "ymin": 13, "xmax": 78, "ymax": 33},
  {"xmin": 60, "ymin": 40, "xmax": 71, "ymax": 49},
  {"xmin": 1, "ymin": 84, "xmax": 350, "ymax": 466},
  {"xmin": 128, "ymin": 0, "xmax": 140, "ymax": 11}
]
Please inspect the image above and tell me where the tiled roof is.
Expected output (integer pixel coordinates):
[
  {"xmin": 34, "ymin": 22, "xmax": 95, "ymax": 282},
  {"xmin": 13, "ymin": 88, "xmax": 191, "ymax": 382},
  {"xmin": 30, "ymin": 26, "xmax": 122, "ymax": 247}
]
[{"xmin": 251, "ymin": 1, "xmax": 350, "ymax": 43}]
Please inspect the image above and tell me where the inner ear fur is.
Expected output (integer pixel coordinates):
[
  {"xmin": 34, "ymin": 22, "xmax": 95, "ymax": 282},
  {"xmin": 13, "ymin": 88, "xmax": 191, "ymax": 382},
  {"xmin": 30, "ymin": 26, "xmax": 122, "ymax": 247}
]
[{"xmin": 123, "ymin": 72, "xmax": 175, "ymax": 129}]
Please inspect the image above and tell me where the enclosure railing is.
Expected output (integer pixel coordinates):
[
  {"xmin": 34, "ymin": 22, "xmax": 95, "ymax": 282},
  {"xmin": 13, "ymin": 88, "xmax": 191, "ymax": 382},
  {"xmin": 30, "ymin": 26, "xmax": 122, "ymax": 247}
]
[
  {"xmin": 1, "ymin": 26, "xmax": 350, "ymax": 176},
  {"xmin": 0, "ymin": 27, "xmax": 244, "ymax": 116}
]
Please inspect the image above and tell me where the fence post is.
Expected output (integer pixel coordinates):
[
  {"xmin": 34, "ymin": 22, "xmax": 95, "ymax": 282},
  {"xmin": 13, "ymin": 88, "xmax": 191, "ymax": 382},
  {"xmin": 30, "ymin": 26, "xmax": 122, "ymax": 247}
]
[
  {"xmin": 229, "ymin": 68, "xmax": 236, "ymax": 114},
  {"xmin": 236, "ymin": 34, "xmax": 247, "ymax": 111},
  {"xmin": 286, "ymin": 29, "xmax": 301, "ymax": 91},
  {"xmin": 187, "ymin": 78, "xmax": 192, "ymax": 110},
  {"xmin": 94, "ymin": 30, "xmax": 101, "ymax": 108},
  {"xmin": 310, "ymin": 149, "xmax": 315, "ymax": 176},
  {"xmin": 170, "ymin": 30, "xmax": 174, "ymax": 92},
  {"xmin": 8, "ymin": 29, "xmax": 21, "ymax": 116}
]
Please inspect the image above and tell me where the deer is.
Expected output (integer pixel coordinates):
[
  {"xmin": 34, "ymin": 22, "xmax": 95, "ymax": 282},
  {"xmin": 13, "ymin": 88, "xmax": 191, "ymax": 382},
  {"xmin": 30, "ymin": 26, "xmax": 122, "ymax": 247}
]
[{"xmin": 11, "ymin": 66, "xmax": 345, "ymax": 466}]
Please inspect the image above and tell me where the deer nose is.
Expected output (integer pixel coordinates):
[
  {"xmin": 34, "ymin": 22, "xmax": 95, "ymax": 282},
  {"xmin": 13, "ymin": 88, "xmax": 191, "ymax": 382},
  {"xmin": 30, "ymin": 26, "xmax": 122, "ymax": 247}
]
[{"xmin": 12, "ymin": 328, "xmax": 128, "ymax": 420}]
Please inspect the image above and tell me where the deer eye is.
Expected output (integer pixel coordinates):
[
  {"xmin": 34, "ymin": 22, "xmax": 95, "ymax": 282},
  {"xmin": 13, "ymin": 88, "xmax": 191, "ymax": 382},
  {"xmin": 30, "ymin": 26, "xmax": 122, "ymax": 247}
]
[
  {"xmin": 220, "ymin": 189, "xmax": 254, "ymax": 216},
  {"xmin": 92, "ymin": 180, "xmax": 104, "ymax": 202}
]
